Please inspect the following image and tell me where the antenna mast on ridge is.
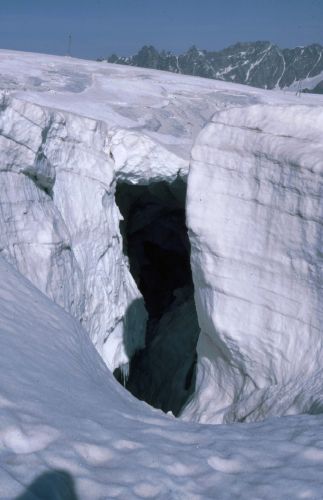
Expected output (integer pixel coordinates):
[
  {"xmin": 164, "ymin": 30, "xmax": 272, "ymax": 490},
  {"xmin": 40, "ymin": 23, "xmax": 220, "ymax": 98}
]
[{"xmin": 67, "ymin": 34, "xmax": 72, "ymax": 57}]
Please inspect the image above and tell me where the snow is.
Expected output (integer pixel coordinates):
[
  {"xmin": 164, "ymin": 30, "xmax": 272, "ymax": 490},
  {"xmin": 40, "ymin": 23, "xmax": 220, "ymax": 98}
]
[
  {"xmin": 1, "ymin": 48, "xmax": 320, "ymax": 157},
  {"xmin": 2, "ymin": 255, "xmax": 323, "ymax": 499},
  {"xmin": 1, "ymin": 49, "xmax": 323, "ymax": 497},
  {"xmin": 287, "ymin": 69, "xmax": 323, "ymax": 92},
  {"xmin": 109, "ymin": 129, "xmax": 188, "ymax": 184}
]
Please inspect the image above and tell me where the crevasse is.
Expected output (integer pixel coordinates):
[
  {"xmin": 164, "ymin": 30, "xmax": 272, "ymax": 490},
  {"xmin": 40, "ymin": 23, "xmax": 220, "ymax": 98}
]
[{"xmin": 1, "ymin": 64, "xmax": 323, "ymax": 425}]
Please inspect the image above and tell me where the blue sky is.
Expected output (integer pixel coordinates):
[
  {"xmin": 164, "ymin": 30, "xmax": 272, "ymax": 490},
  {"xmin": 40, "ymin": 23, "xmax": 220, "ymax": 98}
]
[{"xmin": 1, "ymin": 0, "xmax": 323, "ymax": 59}]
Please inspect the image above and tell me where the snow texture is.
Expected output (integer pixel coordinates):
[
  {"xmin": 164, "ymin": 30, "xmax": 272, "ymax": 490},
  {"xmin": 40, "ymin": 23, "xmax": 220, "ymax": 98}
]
[
  {"xmin": 0, "ymin": 49, "xmax": 323, "ymax": 498},
  {"xmin": 1, "ymin": 256, "xmax": 323, "ymax": 499}
]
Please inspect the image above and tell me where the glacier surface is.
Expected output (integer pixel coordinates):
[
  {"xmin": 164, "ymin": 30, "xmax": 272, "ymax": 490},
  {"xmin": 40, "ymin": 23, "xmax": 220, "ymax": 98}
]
[{"xmin": 0, "ymin": 49, "xmax": 323, "ymax": 498}]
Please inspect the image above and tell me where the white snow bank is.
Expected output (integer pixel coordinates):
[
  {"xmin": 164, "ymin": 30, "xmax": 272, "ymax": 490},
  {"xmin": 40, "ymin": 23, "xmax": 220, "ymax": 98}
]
[
  {"xmin": 1, "ymin": 256, "xmax": 323, "ymax": 499},
  {"xmin": 184, "ymin": 102, "xmax": 323, "ymax": 423}
]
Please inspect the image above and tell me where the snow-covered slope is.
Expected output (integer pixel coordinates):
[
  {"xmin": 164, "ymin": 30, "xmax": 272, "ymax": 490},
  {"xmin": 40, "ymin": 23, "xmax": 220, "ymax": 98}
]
[{"xmin": 2, "ymin": 255, "xmax": 323, "ymax": 499}]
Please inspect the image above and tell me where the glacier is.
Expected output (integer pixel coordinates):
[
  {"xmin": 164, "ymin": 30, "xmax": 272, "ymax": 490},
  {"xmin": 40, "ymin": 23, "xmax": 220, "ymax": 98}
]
[{"xmin": 1, "ymin": 49, "xmax": 323, "ymax": 498}]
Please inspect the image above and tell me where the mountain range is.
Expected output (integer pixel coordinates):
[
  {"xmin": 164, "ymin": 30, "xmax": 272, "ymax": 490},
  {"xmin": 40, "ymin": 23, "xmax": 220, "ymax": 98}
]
[{"xmin": 102, "ymin": 41, "xmax": 323, "ymax": 93}]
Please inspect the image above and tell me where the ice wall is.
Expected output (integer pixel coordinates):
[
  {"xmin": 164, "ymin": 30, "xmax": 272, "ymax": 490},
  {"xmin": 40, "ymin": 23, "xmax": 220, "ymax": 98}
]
[
  {"xmin": 0, "ymin": 92, "xmax": 147, "ymax": 371},
  {"xmin": 184, "ymin": 103, "xmax": 323, "ymax": 423},
  {"xmin": 0, "ymin": 90, "xmax": 191, "ymax": 374}
]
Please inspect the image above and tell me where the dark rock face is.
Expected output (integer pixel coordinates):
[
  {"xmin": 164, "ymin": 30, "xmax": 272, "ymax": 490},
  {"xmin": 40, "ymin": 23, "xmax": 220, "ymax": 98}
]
[{"xmin": 103, "ymin": 42, "xmax": 323, "ymax": 92}]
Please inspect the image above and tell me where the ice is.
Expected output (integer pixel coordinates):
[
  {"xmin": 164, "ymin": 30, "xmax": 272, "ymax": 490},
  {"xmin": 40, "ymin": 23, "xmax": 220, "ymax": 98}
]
[
  {"xmin": 0, "ymin": 91, "xmax": 147, "ymax": 373},
  {"xmin": 110, "ymin": 129, "xmax": 188, "ymax": 184},
  {"xmin": 184, "ymin": 102, "xmax": 323, "ymax": 424}
]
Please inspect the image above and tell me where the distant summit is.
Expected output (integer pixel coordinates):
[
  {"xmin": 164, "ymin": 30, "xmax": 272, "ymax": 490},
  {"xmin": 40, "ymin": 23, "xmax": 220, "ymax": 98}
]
[{"xmin": 100, "ymin": 42, "xmax": 323, "ymax": 93}]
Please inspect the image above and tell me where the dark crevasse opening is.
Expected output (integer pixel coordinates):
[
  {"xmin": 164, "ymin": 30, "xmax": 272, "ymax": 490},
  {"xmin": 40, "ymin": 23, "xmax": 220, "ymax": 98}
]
[{"xmin": 113, "ymin": 178, "xmax": 200, "ymax": 416}]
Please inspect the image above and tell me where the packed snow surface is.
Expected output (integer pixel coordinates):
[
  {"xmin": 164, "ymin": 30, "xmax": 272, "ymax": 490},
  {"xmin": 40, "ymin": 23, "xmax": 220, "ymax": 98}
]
[
  {"xmin": 1, "ymin": 49, "xmax": 323, "ymax": 498},
  {"xmin": 2, "ymin": 256, "xmax": 323, "ymax": 499}
]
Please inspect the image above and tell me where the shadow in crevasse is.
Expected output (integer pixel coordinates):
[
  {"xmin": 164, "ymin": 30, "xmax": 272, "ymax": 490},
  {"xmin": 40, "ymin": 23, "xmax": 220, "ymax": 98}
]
[
  {"xmin": 120, "ymin": 297, "xmax": 147, "ymax": 362},
  {"xmin": 114, "ymin": 293, "xmax": 198, "ymax": 417},
  {"xmin": 113, "ymin": 180, "xmax": 199, "ymax": 417},
  {"xmin": 15, "ymin": 469, "xmax": 79, "ymax": 500}
]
